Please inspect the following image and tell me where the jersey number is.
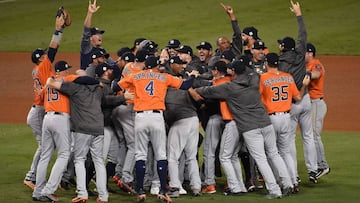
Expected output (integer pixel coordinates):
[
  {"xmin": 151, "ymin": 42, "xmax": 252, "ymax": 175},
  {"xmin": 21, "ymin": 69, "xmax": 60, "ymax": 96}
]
[
  {"xmin": 145, "ymin": 80, "xmax": 155, "ymax": 96},
  {"xmin": 47, "ymin": 87, "xmax": 59, "ymax": 102},
  {"xmin": 271, "ymin": 85, "xmax": 289, "ymax": 102}
]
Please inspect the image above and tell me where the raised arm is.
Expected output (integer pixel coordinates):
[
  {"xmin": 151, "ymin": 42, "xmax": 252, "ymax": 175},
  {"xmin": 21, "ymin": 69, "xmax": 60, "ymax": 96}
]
[
  {"xmin": 84, "ymin": 0, "xmax": 100, "ymax": 28},
  {"xmin": 220, "ymin": 3, "xmax": 243, "ymax": 56},
  {"xmin": 290, "ymin": 1, "xmax": 307, "ymax": 54}
]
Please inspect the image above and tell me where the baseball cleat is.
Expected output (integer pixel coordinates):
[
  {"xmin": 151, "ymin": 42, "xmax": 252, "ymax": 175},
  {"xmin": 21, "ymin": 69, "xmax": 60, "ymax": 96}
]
[
  {"xmin": 201, "ymin": 184, "xmax": 216, "ymax": 194},
  {"xmin": 157, "ymin": 193, "xmax": 172, "ymax": 203},
  {"xmin": 264, "ymin": 193, "xmax": 282, "ymax": 199},
  {"xmin": 72, "ymin": 196, "xmax": 88, "ymax": 203},
  {"xmin": 316, "ymin": 168, "xmax": 330, "ymax": 179},
  {"xmin": 24, "ymin": 179, "xmax": 36, "ymax": 190},
  {"xmin": 38, "ymin": 194, "xmax": 59, "ymax": 202},
  {"xmin": 137, "ymin": 194, "xmax": 146, "ymax": 203},
  {"xmin": 309, "ymin": 171, "xmax": 318, "ymax": 183},
  {"xmin": 96, "ymin": 197, "xmax": 108, "ymax": 203},
  {"xmin": 115, "ymin": 178, "xmax": 137, "ymax": 195}
]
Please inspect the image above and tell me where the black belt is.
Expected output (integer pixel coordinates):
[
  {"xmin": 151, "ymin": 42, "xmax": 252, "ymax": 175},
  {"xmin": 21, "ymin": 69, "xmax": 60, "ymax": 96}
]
[
  {"xmin": 268, "ymin": 110, "xmax": 290, "ymax": 116},
  {"xmin": 223, "ymin": 120, "xmax": 233, "ymax": 124},
  {"xmin": 46, "ymin": 112, "xmax": 63, "ymax": 115},
  {"xmin": 137, "ymin": 110, "xmax": 161, "ymax": 113}
]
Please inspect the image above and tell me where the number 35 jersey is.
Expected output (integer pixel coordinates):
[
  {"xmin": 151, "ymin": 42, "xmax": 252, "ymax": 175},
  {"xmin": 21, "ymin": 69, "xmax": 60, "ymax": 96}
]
[
  {"xmin": 119, "ymin": 69, "xmax": 183, "ymax": 112},
  {"xmin": 259, "ymin": 71, "xmax": 300, "ymax": 114}
]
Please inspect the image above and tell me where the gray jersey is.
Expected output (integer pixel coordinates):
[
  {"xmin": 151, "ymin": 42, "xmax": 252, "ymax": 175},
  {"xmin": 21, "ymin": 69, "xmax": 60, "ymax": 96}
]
[
  {"xmin": 278, "ymin": 16, "xmax": 307, "ymax": 90},
  {"xmin": 60, "ymin": 83, "xmax": 104, "ymax": 135}
]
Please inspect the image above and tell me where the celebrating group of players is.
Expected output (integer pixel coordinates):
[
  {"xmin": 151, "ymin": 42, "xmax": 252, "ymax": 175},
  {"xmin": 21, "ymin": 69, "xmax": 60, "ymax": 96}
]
[{"xmin": 23, "ymin": 0, "xmax": 330, "ymax": 202}]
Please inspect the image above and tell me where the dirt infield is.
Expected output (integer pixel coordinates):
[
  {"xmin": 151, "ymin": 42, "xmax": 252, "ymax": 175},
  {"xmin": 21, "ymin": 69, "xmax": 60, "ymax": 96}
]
[{"xmin": 0, "ymin": 53, "xmax": 359, "ymax": 131}]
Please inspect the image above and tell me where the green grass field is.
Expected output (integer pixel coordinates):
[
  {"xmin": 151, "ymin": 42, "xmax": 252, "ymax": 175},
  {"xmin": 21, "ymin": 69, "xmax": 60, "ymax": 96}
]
[
  {"xmin": 0, "ymin": 124, "xmax": 359, "ymax": 203},
  {"xmin": 0, "ymin": 0, "xmax": 359, "ymax": 55}
]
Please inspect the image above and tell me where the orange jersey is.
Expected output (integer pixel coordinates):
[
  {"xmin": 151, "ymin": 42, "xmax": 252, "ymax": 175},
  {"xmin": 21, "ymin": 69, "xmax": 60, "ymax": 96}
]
[
  {"xmin": 259, "ymin": 71, "xmax": 299, "ymax": 114},
  {"xmin": 306, "ymin": 59, "xmax": 325, "ymax": 99},
  {"xmin": 213, "ymin": 76, "xmax": 233, "ymax": 120},
  {"xmin": 32, "ymin": 55, "xmax": 55, "ymax": 105},
  {"xmin": 44, "ymin": 74, "xmax": 80, "ymax": 114},
  {"xmin": 119, "ymin": 69, "xmax": 183, "ymax": 111},
  {"xmin": 120, "ymin": 62, "xmax": 142, "ymax": 104}
]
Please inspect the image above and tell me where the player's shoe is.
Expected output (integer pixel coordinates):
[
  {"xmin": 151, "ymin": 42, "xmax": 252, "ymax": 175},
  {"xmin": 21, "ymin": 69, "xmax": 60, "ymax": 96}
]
[
  {"xmin": 281, "ymin": 186, "xmax": 293, "ymax": 197},
  {"xmin": 224, "ymin": 190, "xmax": 246, "ymax": 196},
  {"xmin": 96, "ymin": 197, "xmax": 108, "ymax": 203},
  {"xmin": 309, "ymin": 171, "xmax": 318, "ymax": 183},
  {"xmin": 167, "ymin": 188, "xmax": 179, "ymax": 198},
  {"xmin": 316, "ymin": 168, "xmax": 330, "ymax": 179},
  {"xmin": 116, "ymin": 179, "xmax": 137, "ymax": 195},
  {"xmin": 137, "ymin": 189, "xmax": 146, "ymax": 203},
  {"xmin": 24, "ymin": 179, "xmax": 36, "ymax": 190},
  {"xmin": 137, "ymin": 194, "xmax": 146, "ymax": 203},
  {"xmin": 292, "ymin": 183, "xmax": 300, "ymax": 194},
  {"xmin": 38, "ymin": 194, "xmax": 59, "ymax": 202},
  {"xmin": 201, "ymin": 184, "xmax": 216, "ymax": 194},
  {"xmin": 150, "ymin": 187, "xmax": 160, "ymax": 195},
  {"xmin": 179, "ymin": 186, "xmax": 187, "ymax": 195},
  {"xmin": 157, "ymin": 192, "xmax": 172, "ymax": 203},
  {"xmin": 192, "ymin": 188, "xmax": 202, "ymax": 196},
  {"xmin": 72, "ymin": 196, "xmax": 88, "ymax": 203},
  {"xmin": 245, "ymin": 181, "xmax": 255, "ymax": 192},
  {"xmin": 264, "ymin": 193, "xmax": 282, "ymax": 199}
]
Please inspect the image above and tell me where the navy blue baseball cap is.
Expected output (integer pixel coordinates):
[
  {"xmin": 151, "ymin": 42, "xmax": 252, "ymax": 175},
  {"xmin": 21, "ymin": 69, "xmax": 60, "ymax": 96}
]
[
  {"xmin": 265, "ymin": 53, "xmax": 279, "ymax": 67},
  {"xmin": 31, "ymin": 48, "xmax": 46, "ymax": 64},
  {"xmin": 55, "ymin": 60, "xmax": 72, "ymax": 72},
  {"xmin": 169, "ymin": 56, "xmax": 186, "ymax": 65},
  {"xmin": 90, "ymin": 27, "xmax": 105, "ymax": 35},
  {"xmin": 177, "ymin": 45, "xmax": 193, "ymax": 56},
  {"xmin": 278, "ymin": 37, "xmax": 295, "ymax": 51},
  {"xmin": 196, "ymin": 41, "xmax": 212, "ymax": 50},
  {"xmin": 145, "ymin": 56, "xmax": 160, "ymax": 69},
  {"xmin": 95, "ymin": 62, "xmax": 112, "ymax": 77},
  {"xmin": 167, "ymin": 39, "xmax": 181, "ymax": 49}
]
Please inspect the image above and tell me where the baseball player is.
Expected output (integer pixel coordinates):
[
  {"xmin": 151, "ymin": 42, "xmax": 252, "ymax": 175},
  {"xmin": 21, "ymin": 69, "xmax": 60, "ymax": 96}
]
[
  {"xmin": 250, "ymin": 40, "xmax": 267, "ymax": 74},
  {"xmin": 189, "ymin": 59, "xmax": 292, "ymax": 199},
  {"xmin": 80, "ymin": 0, "xmax": 116, "ymax": 70},
  {"xmin": 24, "ymin": 14, "xmax": 65, "ymax": 190},
  {"xmin": 32, "ymin": 61, "xmax": 73, "ymax": 202},
  {"xmin": 212, "ymin": 61, "xmax": 247, "ymax": 196},
  {"xmin": 46, "ymin": 74, "xmax": 108, "ymax": 203},
  {"xmin": 118, "ymin": 55, "xmax": 199, "ymax": 203},
  {"xmin": 259, "ymin": 53, "xmax": 311, "ymax": 193},
  {"xmin": 165, "ymin": 56, "xmax": 202, "ymax": 197},
  {"xmin": 112, "ymin": 49, "xmax": 150, "ymax": 195},
  {"xmin": 277, "ymin": 1, "xmax": 318, "ymax": 183},
  {"xmin": 305, "ymin": 43, "xmax": 330, "ymax": 179}
]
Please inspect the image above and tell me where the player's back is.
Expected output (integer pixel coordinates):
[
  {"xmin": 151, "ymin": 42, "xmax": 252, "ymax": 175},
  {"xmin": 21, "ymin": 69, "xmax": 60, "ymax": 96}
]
[
  {"xmin": 259, "ymin": 71, "xmax": 299, "ymax": 114},
  {"xmin": 120, "ymin": 69, "xmax": 182, "ymax": 111}
]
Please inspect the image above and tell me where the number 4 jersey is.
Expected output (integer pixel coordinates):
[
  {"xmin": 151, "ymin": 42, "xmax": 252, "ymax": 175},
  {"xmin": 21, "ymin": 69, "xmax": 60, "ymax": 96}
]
[
  {"xmin": 259, "ymin": 70, "xmax": 300, "ymax": 114},
  {"xmin": 119, "ymin": 69, "xmax": 183, "ymax": 112}
]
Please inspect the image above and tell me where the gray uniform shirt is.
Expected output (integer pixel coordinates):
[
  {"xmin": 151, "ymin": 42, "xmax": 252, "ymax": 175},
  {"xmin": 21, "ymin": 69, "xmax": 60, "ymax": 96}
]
[
  {"xmin": 195, "ymin": 68, "xmax": 271, "ymax": 133},
  {"xmin": 60, "ymin": 82, "xmax": 104, "ymax": 135},
  {"xmin": 278, "ymin": 16, "xmax": 307, "ymax": 90}
]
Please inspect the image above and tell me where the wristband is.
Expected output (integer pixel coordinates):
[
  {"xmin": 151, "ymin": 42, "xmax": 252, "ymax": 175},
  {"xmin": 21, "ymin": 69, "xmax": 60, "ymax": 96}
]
[{"xmin": 51, "ymin": 32, "xmax": 62, "ymax": 44}]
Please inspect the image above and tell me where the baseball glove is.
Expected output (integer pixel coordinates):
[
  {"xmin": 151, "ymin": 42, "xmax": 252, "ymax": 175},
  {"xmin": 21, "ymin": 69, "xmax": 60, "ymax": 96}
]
[{"xmin": 56, "ymin": 6, "xmax": 72, "ymax": 27}]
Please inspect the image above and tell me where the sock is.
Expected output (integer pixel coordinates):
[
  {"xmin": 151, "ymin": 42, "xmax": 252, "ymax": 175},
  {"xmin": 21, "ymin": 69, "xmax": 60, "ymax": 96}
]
[
  {"xmin": 240, "ymin": 152, "xmax": 251, "ymax": 183},
  {"xmin": 106, "ymin": 162, "xmax": 116, "ymax": 178},
  {"xmin": 157, "ymin": 160, "xmax": 168, "ymax": 193},
  {"xmin": 135, "ymin": 160, "xmax": 146, "ymax": 191}
]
